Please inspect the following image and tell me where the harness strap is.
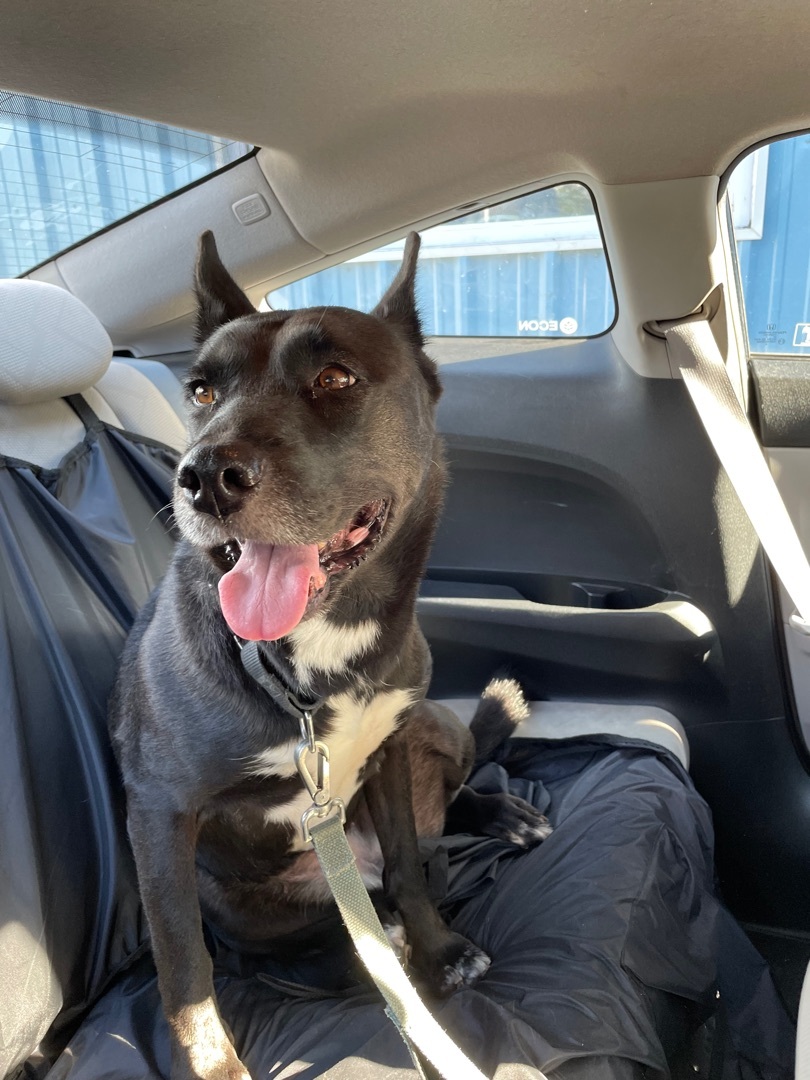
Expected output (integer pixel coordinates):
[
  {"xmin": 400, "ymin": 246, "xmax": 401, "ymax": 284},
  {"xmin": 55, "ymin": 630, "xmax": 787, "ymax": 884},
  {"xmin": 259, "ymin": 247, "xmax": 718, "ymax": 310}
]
[
  {"xmin": 239, "ymin": 638, "xmax": 324, "ymax": 721},
  {"xmin": 239, "ymin": 639, "xmax": 501, "ymax": 1078}
]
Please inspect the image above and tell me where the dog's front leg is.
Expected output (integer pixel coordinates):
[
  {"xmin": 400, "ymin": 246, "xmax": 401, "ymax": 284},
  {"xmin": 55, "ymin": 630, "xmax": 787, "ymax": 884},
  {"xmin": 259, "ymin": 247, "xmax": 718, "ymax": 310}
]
[
  {"xmin": 364, "ymin": 729, "xmax": 491, "ymax": 995},
  {"xmin": 127, "ymin": 796, "xmax": 250, "ymax": 1080}
]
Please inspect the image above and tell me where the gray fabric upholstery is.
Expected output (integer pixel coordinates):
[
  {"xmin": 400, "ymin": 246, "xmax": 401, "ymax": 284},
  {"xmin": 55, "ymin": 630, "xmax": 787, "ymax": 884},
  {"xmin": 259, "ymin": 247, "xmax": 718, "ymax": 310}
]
[
  {"xmin": 0, "ymin": 277, "xmax": 186, "ymax": 466},
  {"xmin": 0, "ymin": 279, "xmax": 112, "ymax": 404},
  {"xmin": 94, "ymin": 362, "xmax": 186, "ymax": 453},
  {"xmin": 439, "ymin": 699, "xmax": 690, "ymax": 769},
  {"xmin": 121, "ymin": 358, "xmax": 187, "ymax": 422}
]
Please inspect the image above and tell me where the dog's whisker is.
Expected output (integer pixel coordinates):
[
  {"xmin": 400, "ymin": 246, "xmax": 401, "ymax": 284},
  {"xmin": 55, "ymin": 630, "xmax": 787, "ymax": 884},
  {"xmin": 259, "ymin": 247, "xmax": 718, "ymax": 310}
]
[
  {"xmin": 148, "ymin": 502, "xmax": 174, "ymax": 526},
  {"xmin": 147, "ymin": 511, "xmax": 177, "ymax": 534}
]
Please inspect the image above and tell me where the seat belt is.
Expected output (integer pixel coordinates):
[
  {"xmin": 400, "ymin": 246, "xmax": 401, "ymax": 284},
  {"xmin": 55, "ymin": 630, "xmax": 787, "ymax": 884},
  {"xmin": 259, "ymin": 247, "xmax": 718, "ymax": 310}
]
[{"xmin": 658, "ymin": 314, "xmax": 810, "ymax": 633}]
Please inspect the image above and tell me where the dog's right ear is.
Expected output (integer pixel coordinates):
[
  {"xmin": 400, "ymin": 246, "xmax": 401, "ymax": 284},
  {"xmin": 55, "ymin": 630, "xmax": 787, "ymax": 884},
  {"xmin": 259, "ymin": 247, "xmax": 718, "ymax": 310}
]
[{"xmin": 194, "ymin": 231, "xmax": 255, "ymax": 343}]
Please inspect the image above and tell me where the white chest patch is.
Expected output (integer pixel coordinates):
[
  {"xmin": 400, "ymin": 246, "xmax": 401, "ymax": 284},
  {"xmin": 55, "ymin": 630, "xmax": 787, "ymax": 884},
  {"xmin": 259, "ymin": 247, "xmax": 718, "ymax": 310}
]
[
  {"xmin": 261, "ymin": 687, "xmax": 414, "ymax": 850},
  {"xmin": 247, "ymin": 739, "xmax": 300, "ymax": 779},
  {"xmin": 287, "ymin": 615, "xmax": 380, "ymax": 688}
]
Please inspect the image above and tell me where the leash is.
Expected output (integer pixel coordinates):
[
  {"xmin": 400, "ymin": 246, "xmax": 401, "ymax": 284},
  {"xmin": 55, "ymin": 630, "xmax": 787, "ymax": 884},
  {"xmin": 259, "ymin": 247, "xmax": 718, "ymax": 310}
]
[
  {"xmin": 239, "ymin": 640, "xmax": 489, "ymax": 1080},
  {"xmin": 300, "ymin": 711, "xmax": 488, "ymax": 1080}
]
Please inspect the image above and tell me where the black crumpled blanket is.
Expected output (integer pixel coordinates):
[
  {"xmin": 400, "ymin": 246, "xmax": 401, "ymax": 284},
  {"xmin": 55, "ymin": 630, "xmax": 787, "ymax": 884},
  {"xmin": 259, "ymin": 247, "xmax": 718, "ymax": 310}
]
[{"xmin": 46, "ymin": 736, "xmax": 795, "ymax": 1080}]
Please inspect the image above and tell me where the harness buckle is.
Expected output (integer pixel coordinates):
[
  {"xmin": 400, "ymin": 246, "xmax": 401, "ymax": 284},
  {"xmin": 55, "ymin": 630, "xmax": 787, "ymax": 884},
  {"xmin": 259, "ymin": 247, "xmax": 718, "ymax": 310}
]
[
  {"xmin": 294, "ymin": 710, "xmax": 344, "ymax": 842},
  {"xmin": 301, "ymin": 798, "xmax": 347, "ymax": 845}
]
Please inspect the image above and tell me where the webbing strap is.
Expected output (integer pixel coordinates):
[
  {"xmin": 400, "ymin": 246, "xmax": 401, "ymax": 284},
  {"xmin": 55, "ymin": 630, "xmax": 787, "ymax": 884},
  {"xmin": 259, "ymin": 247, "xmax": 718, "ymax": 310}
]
[
  {"xmin": 307, "ymin": 812, "xmax": 490, "ymax": 1080},
  {"xmin": 662, "ymin": 317, "xmax": 810, "ymax": 628}
]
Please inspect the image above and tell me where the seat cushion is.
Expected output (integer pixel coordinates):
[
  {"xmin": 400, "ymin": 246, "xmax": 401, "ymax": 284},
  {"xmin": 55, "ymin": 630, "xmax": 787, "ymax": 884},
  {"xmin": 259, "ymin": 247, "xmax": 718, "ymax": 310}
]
[{"xmin": 440, "ymin": 698, "xmax": 690, "ymax": 768}]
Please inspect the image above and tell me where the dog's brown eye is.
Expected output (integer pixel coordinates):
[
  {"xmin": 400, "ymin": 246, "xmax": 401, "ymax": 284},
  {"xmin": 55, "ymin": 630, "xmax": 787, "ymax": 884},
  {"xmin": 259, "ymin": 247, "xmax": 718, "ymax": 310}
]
[
  {"xmin": 316, "ymin": 366, "xmax": 356, "ymax": 391},
  {"xmin": 193, "ymin": 385, "xmax": 216, "ymax": 406}
]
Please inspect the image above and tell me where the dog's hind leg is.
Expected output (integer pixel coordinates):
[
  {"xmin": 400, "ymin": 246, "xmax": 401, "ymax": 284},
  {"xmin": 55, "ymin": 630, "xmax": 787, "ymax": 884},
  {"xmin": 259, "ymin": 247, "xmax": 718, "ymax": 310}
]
[
  {"xmin": 126, "ymin": 797, "xmax": 250, "ymax": 1080},
  {"xmin": 428, "ymin": 682, "xmax": 552, "ymax": 847},
  {"xmin": 445, "ymin": 784, "xmax": 552, "ymax": 845}
]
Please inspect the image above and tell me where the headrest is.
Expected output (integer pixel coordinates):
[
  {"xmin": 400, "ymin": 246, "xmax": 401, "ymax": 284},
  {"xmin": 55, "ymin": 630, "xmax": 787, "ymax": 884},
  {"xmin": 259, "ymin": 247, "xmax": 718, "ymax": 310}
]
[{"xmin": 0, "ymin": 279, "xmax": 113, "ymax": 405}]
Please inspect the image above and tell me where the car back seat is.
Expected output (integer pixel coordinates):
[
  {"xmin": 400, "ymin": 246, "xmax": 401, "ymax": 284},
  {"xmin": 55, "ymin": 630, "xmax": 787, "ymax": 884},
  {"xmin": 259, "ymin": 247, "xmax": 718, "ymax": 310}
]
[
  {"xmin": 0, "ymin": 279, "xmax": 185, "ymax": 469},
  {"xmin": 440, "ymin": 698, "xmax": 689, "ymax": 769}
]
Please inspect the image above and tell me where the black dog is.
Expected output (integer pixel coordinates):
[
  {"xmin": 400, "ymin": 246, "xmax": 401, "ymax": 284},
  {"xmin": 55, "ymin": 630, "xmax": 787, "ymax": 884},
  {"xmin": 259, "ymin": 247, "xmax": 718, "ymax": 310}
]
[{"xmin": 111, "ymin": 231, "xmax": 550, "ymax": 1080}]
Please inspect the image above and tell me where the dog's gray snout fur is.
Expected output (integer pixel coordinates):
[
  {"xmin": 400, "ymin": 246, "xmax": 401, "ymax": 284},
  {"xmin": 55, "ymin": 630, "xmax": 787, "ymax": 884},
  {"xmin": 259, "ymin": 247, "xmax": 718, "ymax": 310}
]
[{"xmin": 177, "ymin": 443, "xmax": 260, "ymax": 520}]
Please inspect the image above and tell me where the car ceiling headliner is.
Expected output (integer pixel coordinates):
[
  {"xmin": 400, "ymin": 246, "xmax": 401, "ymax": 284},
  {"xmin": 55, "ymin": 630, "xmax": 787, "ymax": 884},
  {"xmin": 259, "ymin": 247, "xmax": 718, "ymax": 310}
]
[{"xmin": 2, "ymin": 1, "xmax": 808, "ymax": 218}]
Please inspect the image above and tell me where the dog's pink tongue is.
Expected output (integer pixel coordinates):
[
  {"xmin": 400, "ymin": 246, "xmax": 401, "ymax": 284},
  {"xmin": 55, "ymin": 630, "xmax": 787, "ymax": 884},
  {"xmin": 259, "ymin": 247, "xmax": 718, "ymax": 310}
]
[{"xmin": 218, "ymin": 540, "xmax": 323, "ymax": 641}]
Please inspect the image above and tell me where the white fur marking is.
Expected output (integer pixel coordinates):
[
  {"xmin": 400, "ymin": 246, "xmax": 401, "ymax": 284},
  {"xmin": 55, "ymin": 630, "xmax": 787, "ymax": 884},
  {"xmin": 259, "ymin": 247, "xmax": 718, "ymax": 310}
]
[
  {"xmin": 247, "ymin": 739, "xmax": 300, "ymax": 778},
  {"xmin": 263, "ymin": 687, "xmax": 414, "ymax": 848},
  {"xmin": 288, "ymin": 615, "xmax": 380, "ymax": 686}
]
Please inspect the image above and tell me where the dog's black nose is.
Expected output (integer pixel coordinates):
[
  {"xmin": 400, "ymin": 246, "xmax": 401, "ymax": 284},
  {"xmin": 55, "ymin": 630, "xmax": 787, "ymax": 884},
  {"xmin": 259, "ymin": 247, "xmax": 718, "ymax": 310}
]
[{"xmin": 177, "ymin": 444, "xmax": 260, "ymax": 519}]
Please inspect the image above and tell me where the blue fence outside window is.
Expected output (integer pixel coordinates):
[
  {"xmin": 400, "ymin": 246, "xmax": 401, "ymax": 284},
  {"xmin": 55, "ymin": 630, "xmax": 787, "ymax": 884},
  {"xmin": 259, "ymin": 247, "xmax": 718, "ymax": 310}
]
[
  {"xmin": 735, "ymin": 134, "xmax": 810, "ymax": 356},
  {"xmin": 0, "ymin": 92, "xmax": 248, "ymax": 278}
]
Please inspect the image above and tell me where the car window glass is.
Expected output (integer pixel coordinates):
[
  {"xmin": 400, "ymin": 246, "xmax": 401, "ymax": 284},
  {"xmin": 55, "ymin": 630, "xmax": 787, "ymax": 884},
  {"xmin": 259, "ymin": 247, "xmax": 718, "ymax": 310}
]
[
  {"xmin": 729, "ymin": 136, "xmax": 810, "ymax": 355},
  {"xmin": 266, "ymin": 183, "xmax": 616, "ymax": 339},
  {"xmin": 0, "ymin": 91, "xmax": 251, "ymax": 276}
]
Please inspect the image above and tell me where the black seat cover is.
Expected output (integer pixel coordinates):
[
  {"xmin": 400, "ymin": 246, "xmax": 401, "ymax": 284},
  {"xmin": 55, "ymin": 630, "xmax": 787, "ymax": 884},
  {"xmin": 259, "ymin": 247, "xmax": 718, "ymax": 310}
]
[{"xmin": 0, "ymin": 397, "xmax": 177, "ymax": 1076}]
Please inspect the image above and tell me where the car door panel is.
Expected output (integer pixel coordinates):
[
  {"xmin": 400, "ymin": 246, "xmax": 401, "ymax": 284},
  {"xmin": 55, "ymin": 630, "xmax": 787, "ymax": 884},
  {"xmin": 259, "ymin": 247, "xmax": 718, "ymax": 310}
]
[{"xmin": 421, "ymin": 335, "xmax": 810, "ymax": 930}]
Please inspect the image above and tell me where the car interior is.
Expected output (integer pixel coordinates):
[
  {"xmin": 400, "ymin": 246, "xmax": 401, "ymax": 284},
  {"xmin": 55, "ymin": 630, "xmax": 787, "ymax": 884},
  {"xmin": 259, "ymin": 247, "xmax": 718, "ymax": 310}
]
[{"xmin": 2, "ymin": 2, "xmax": 810, "ymax": 1078}]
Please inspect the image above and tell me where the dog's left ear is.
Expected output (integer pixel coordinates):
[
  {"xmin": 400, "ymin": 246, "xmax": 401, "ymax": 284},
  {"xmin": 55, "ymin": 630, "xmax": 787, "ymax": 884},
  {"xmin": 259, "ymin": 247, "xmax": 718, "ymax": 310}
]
[
  {"xmin": 194, "ymin": 230, "xmax": 255, "ymax": 343},
  {"xmin": 372, "ymin": 232, "xmax": 441, "ymax": 401},
  {"xmin": 372, "ymin": 232, "xmax": 424, "ymax": 349}
]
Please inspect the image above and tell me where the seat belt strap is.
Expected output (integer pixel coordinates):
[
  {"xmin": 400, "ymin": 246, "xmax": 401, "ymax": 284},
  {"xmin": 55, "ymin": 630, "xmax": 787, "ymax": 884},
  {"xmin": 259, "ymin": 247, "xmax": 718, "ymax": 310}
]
[{"xmin": 661, "ymin": 316, "xmax": 810, "ymax": 629}]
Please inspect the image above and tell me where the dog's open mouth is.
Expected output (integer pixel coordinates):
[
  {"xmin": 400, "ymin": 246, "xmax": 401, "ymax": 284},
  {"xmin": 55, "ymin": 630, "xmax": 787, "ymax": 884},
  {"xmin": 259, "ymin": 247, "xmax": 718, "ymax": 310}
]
[{"xmin": 215, "ymin": 499, "xmax": 389, "ymax": 642}]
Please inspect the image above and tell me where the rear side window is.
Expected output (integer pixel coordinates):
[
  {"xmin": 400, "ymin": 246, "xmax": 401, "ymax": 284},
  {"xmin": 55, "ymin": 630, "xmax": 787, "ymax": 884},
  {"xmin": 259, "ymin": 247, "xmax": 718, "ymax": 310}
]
[
  {"xmin": 729, "ymin": 135, "xmax": 810, "ymax": 355},
  {"xmin": 267, "ymin": 183, "xmax": 616, "ymax": 339},
  {"xmin": 0, "ymin": 91, "xmax": 251, "ymax": 277}
]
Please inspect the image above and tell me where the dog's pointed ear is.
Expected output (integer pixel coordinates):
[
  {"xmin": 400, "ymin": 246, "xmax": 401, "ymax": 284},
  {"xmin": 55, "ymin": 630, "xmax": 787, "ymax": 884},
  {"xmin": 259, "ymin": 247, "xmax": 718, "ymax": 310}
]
[
  {"xmin": 372, "ymin": 232, "xmax": 441, "ymax": 402},
  {"xmin": 194, "ymin": 230, "xmax": 254, "ymax": 343},
  {"xmin": 372, "ymin": 232, "xmax": 423, "ymax": 349}
]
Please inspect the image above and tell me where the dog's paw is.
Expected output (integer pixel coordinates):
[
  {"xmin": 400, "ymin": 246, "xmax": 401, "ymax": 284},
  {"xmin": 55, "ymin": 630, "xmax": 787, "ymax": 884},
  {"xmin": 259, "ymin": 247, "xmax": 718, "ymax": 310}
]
[
  {"xmin": 172, "ymin": 1039, "xmax": 251, "ymax": 1080},
  {"xmin": 382, "ymin": 916, "xmax": 412, "ymax": 968},
  {"xmin": 480, "ymin": 791, "xmax": 552, "ymax": 848},
  {"xmin": 415, "ymin": 932, "xmax": 490, "ymax": 996},
  {"xmin": 173, "ymin": 1059, "xmax": 250, "ymax": 1080},
  {"xmin": 438, "ymin": 935, "xmax": 491, "ymax": 994}
]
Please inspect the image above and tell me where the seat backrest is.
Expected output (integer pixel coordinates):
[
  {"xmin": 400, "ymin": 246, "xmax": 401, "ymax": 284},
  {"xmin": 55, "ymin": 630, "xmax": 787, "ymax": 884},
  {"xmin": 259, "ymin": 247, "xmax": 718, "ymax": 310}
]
[
  {"xmin": 0, "ymin": 277, "xmax": 186, "ymax": 467},
  {"xmin": 0, "ymin": 279, "xmax": 180, "ymax": 1076}
]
